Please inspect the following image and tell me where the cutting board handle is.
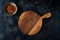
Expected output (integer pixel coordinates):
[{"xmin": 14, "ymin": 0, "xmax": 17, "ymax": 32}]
[{"xmin": 41, "ymin": 12, "xmax": 51, "ymax": 19}]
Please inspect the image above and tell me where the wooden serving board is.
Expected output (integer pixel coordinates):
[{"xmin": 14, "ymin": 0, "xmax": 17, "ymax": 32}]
[{"xmin": 18, "ymin": 11, "xmax": 51, "ymax": 35}]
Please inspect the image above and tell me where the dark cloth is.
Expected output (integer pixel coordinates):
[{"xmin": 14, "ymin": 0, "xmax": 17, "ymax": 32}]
[{"xmin": 0, "ymin": 0, "xmax": 60, "ymax": 40}]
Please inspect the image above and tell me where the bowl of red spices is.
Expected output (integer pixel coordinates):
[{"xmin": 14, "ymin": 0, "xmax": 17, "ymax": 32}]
[{"xmin": 5, "ymin": 2, "xmax": 17, "ymax": 15}]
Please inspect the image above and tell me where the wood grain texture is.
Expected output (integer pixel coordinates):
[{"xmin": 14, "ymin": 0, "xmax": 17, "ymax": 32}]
[{"xmin": 18, "ymin": 11, "xmax": 51, "ymax": 35}]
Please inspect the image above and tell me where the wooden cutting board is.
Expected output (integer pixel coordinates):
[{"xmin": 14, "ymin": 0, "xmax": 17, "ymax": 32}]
[{"xmin": 18, "ymin": 11, "xmax": 51, "ymax": 35}]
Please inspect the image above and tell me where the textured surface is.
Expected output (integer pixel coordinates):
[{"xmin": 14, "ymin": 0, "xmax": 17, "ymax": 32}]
[{"xmin": 0, "ymin": 0, "xmax": 60, "ymax": 40}]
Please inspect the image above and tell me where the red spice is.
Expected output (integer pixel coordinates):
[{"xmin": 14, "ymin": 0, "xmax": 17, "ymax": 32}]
[{"xmin": 5, "ymin": 3, "xmax": 16, "ymax": 15}]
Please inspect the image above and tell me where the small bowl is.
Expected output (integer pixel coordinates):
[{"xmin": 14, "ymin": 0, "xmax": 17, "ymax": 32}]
[{"xmin": 5, "ymin": 2, "xmax": 17, "ymax": 16}]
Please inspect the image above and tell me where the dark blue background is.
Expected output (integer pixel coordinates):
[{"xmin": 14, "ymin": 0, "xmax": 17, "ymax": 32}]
[{"xmin": 0, "ymin": 0, "xmax": 60, "ymax": 40}]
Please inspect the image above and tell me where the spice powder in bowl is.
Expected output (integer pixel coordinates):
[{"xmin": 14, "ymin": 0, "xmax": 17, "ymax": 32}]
[{"xmin": 5, "ymin": 3, "xmax": 17, "ymax": 15}]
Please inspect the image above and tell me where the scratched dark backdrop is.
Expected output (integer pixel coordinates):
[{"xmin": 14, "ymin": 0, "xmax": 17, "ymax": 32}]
[{"xmin": 0, "ymin": 0, "xmax": 60, "ymax": 40}]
